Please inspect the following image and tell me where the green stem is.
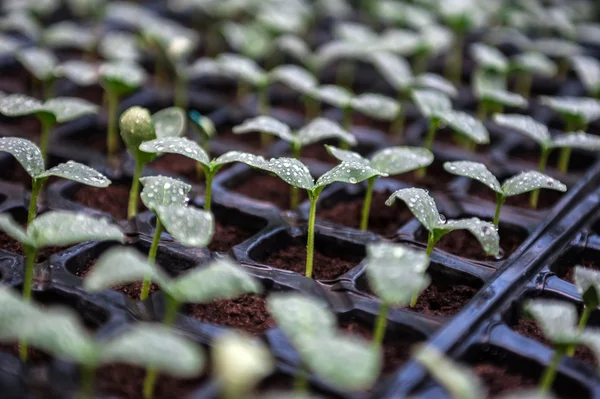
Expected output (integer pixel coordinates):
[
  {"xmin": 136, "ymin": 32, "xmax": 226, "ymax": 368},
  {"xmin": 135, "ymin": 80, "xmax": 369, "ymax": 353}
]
[
  {"xmin": 426, "ymin": 231, "xmax": 436, "ymax": 257},
  {"xmin": 305, "ymin": 96, "xmax": 320, "ymax": 121},
  {"xmin": 539, "ymin": 346, "xmax": 565, "ymax": 394},
  {"xmin": 476, "ymin": 100, "xmax": 488, "ymax": 122},
  {"xmin": 127, "ymin": 158, "xmax": 144, "ymax": 219},
  {"xmin": 290, "ymin": 144, "xmax": 301, "ymax": 209},
  {"xmin": 391, "ymin": 107, "xmax": 406, "ymax": 142},
  {"xmin": 515, "ymin": 71, "xmax": 532, "ymax": 99},
  {"xmin": 38, "ymin": 118, "xmax": 53, "ymax": 164},
  {"xmin": 27, "ymin": 179, "xmax": 43, "ymax": 225},
  {"xmin": 566, "ymin": 306, "xmax": 593, "ymax": 356},
  {"xmin": 204, "ymin": 170, "xmax": 214, "ymax": 212},
  {"xmin": 79, "ymin": 365, "xmax": 95, "ymax": 399},
  {"xmin": 174, "ymin": 74, "xmax": 188, "ymax": 110},
  {"xmin": 530, "ymin": 147, "xmax": 550, "ymax": 209},
  {"xmin": 493, "ymin": 194, "xmax": 505, "ymax": 227},
  {"xmin": 140, "ymin": 218, "xmax": 162, "ymax": 300},
  {"xmin": 20, "ymin": 246, "xmax": 37, "ymax": 362},
  {"xmin": 417, "ymin": 119, "xmax": 438, "ymax": 178},
  {"xmin": 341, "ymin": 106, "xmax": 352, "ymax": 137},
  {"xmin": 372, "ymin": 302, "xmax": 389, "ymax": 350},
  {"xmin": 413, "ymin": 52, "xmax": 429, "ymax": 76},
  {"xmin": 445, "ymin": 31, "xmax": 464, "ymax": 85},
  {"xmin": 557, "ymin": 118, "xmax": 578, "ymax": 174},
  {"xmin": 305, "ymin": 192, "xmax": 319, "ymax": 278},
  {"xmin": 360, "ymin": 177, "xmax": 376, "ymax": 231},
  {"xmin": 294, "ymin": 370, "xmax": 308, "ymax": 393},
  {"xmin": 143, "ymin": 368, "xmax": 158, "ymax": 399},
  {"xmin": 106, "ymin": 91, "xmax": 120, "ymax": 160}
]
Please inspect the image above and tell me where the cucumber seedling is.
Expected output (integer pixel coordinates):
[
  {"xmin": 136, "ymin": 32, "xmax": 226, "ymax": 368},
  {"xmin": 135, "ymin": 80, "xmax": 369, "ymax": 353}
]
[{"xmin": 510, "ymin": 52, "xmax": 556, "ymax": 98}]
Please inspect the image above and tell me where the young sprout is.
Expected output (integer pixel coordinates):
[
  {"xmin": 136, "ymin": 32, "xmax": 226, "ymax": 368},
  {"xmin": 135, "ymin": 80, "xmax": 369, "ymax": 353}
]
[
  {"xmin": 245, "ymin": 157, "xmax": 386, "ymax": 277},
  {"xmin": 55, "ymin": 60, "xmax": 99, "ymax": 88},
  {"xmin": 0, "ymin": 94, "xmax": 98, "ymax": 162},
  {"xmin": 0, "ymin": 288, "xmax": 204, "ymax": 399},
  {"xmin": 493, "ymin": 113, "xmax": 600, "ymax": 175},
  {"xmin": 571, "ymin": 55, "xmax": 600, "ymax": 98},
  {"xmin": 42, "ymin": 21, "xmax": 97, "ymax": 56},
  {"xmin": 444, "ymin": 161, "xmax": 567, "ymax": 216},
  {"xmin": 140, "ymin": 137, "xmax": 262, "ymax": 211},
  {"xmin": 99, "ymin": 31, "xmax": 142, "ymax": 62},
  {"xmin": 326, "ymin": 145, "xmax": 433, "ymax": 231},
  {"xmin": 138, "ymin": 175, "xmax": 214, "ymax": 299},
  {"xmin": 510, "ymin": 52, "xmax": 557, "ymax": 98},
  {"xmin": 0, "ymin": 137, "xmax": 111, "ymax": 223},
  {"xmin": 221, "ymin": 22, "xmax": 271, "ymax": 61},
  {"xmin": 412, "ymin": 24, "xmax": 453, "ymax": 75},
  {"xmin": 532, "ymin": 38, "xmax": 582, "ymax": 82},
  {"xmin": 473, "ymin": 71, "xmax": 527, "ymax": 120},
  {"xmin": 99, "ymin": 61, "xmax": 147, "ymax": 159},
  {"xmin": 15, "ymin": 47, "xmax": 57, "ymax": 99},
  {"xmin": 366, "ymin": 242, "xmax": 430, "ymax": 343},
  {"xmin": 386, "ymin": 188, "xmax": 500, "ymax": 258},
  {"xmin": 569, "ymin": 267, "xmax": 600, "ymax": 355},
  {"xmin": 120, "ymin": 106, "xmax": 186, "ymax": 218},
  {"xmin": 213, "ymin": 333, "xmax": 274, "ymax": 399},
  {"xmin": 267, "ymin": 293, "xmax": 381, "ymax": 392},
  {"xmin": 470, "ymin": 42, "xmax": 509, "ymax": 77},
  {"xmin": 84, "ymin": 248, "xmax": 261, "ymax": 398}
]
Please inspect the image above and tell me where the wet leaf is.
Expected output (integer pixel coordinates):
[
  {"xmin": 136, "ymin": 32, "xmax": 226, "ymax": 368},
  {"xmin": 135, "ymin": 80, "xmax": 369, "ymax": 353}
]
[
  {"xmin": 501, "ymin": 171, "xmax": 566, "ymax": 197},
  {"xmin": 155, "ymin": 205, "xmax": 214, "ymax": 247},
  {"xmin": 16, "ymin": 47, "xmax": 57, "ymax": 82},
  {"xmin": 334, "ymin": 22, "xmax": 377, "ymax": 44},
  {"xmin": 510, "ymin": 52, "xmax": 556, "ymax": 76},
  {"xmin": 0, "ymin": 213, "xmax": 33, "ymax": 247},
  {"xmin": 350, "ymin": 93, "xmax": 400, "ymax": 121},
  {"xmin": 0, "ymin": 287, "xmax": 38, "ymax": 323},
  {"xmin": 297, "ymin": 118, "xmax": 356, "ymax": 147},
  {"xmin": 120, "ymin": 106, "xmax": 156, "ymax": 161},
  {"xmin": 43, "ymin": 21, "xmax": 95, "ymax": 51},
  {"xmin": 366, "ymin": 242, "xmax": 430, "ymax": 304},
  {"xmin": 212, "ymin": 151, "xmax": 262, "ymax": 169},
  {"xmin": 99, "ymin": 32, "xmax": 141, "ymax": 62},
  {"xmin": 189, "ymin": 110, "xmax": 216, "ymax": 138},
  {"xmin": 0, "ymin": 12, "xmax": 40, "ymax": 41},
  {"xmin": 315, "ymin": 40, "xmax": 368, "ymax": 69},
  {"xmin": 39, "ymin": 161, "xmax": 110, "ymax": 187},
  {"xmin": 386, "ymin": 188, "xmax": 441, "ymax": 231},
  {"xmin": 533, "ymin": 38, "xmax": 581, "ymax": 58},
  {"xmin": 268, "ymin": 64, "xmax": 317, "ymax": 94},
  {"xmin": 441, "ymin": 110, "xmax": 490, "ymax": 144},
  {"xmin": 0, "ymin": 137, "xmax": 45, "ymax": 178},
  {"xmin": 524, "ymin": 299, "xmax": 580, "ymax": 345},
  {"xmin": 139, "ymin": 176, "xmax": 191, "ymax": 211},
  {"xmin": 43, "ymin": 97, "xmax": 98, "ymax": 123},
  {"xmin": 315, "ymin": 161, "xmax": 387, "ymax": 189},
  {"xmin": 417, "ymin": 24, "xmax": 452, "ymax": 55},
  {"xmin": 440, "ymin": 218, "xmax": 500, "ymax": 257},
  {"xmin": 378, "ymin": 29, "xmax": 421, "ymax": 55},
  {"xmin": 571, "ymin": 55, "xmax": 600, "ymax": 95},
  {"xmin": 275, "ymin": 35, "xmax": 311, "ymax": 63},
  {"xmin": 55, "ymin": 60, "xmax": 98, "ymax": 86},
  {"xmin": 152, "ymin": 107, "xmax": 186, "ymax": 139},
  {"xmin": 551, "ymin": 131, "xmax": 600, "ymax": 150},
  {"xmin": 310, "ymin": 84, "xmax": 353, "ymax": 108},
  {"xmin": 493, "ymin": 114, "xmax": 551, "ymax": 147},
  {"xmin": 221, "ymin": 22, "xmax": 270, "ymax": 60},
  {"xmin": 540, "ymin": 96, "xmax": 600, "ymax": 123},
  {"xmin": 371, "ymin": 52, "xmax": 413, "ymax": 91},
  {"xmin": 325, "ymin": 145, "xmax": 369, "ymax": 164},
  {"xmin": 167, "ymin": 258, "xmax": 261, "ymax": 304},
  {"xmin": 415, "ymin": 345, "xmax": 486, "ymax": 399},
  {"xmin": 28, "ymin": 211, "xmax": 124, "ymax": 249},
  {"xmin": 140, "ymin": 137, "xmax": 210, "ymax": 166},
  {"xmin": 233, "ymin": 116, "xmax": 295, "ymax": 142},
  {"xmin": 0, "ymin": 94, "xmax": 48, "ymax": 120},
  {"xmin": 411, "ymin": 89, "xmax": 452, "ymax": 121},
  {"xmin": 574, "ymin": 266, "xmax": 600, "ymax": 309},
  {"xmin": 99, "ymin": 61, "xmax": 147, "ymax": 95},
  {"xmin": 470, "ymin": 43, "xmax": 508, "ymax": 73},
  {"xmin": 248, "ymin": 157, "xmax": 315, "ymax": 191},
  {"xmin": 411, "ymin": 73, "xmax": 458, "ymax": 98},
  {"xmin": 102, "ymin": 323, "xmax": 204, "ymax": 378},
  {"xmin": 443, "ymin": 161, "xmax": 502, "ymax": 193},
  {"xmin": 186, "ymin": 58, "xmax": 223, "ymax": 79},
  {"xmin": 218, "ymin": 53, "xmax": 267, "ymax": 86},
  {"xmin": 371, "ymin": 147, "xmax": 434, "ymax": 175}
]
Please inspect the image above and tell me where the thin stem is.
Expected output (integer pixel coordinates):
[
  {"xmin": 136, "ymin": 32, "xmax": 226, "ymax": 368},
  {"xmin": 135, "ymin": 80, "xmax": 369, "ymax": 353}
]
[
  {"xmin": 372, "ymin": 302, "xmax": 389, "ymax": 350},
  {"xmin": 174, "ymin": 73, "xmax": 188, "ymax": 110},
  {"xmin": 290, "ymin": 144, "xmax": 301, "ymax": 209},
  {"xmin": 557, "ymin": 117, "xmax": 578, "ymax": 174},
  {"xmin": 20, "ymin": 246, "xmax": 37, "ymax": 362},
  {"xmin": 515, "ymin": 71, "xmax": 532, "ymax": 99},
  {"xmin": 539, "ymin": 346, "xmax": 565, "ymax": 394},
  {"xmin": 567, "ymin": 306, "xmax": 593, "ymax": 356},
  {"xmin": 426, "ymin": 231, "xmax": 436, "ymax": 257},
  {"xmin": 127, "ymin": 157, "xmax": 144, "ymax": 219},
  {"xmin": 27, "ymin": 179, "xmax": 43, "ymax": 225},
  {"xmin": 106, "ymin": 91, "xmax": 120, "ymax": 160},
  {"xmin": 305, "ymin": 96, "xmax": 320, "ymax": 121},
  {"xmin": 38, "ymin": 118, "xmax": 53, "ymax": 164},
  {"xmin": 360, "ymin": 177, "xmax": 376, "ymax": 231},
  {"xmin": 341, "ymin": 106, "xmax": 352, "ymax": 148},
  {"xmin": 204, "ymin": 170, "xmax": 214, "ymax": 212},
  {"xmin": 476, "ymin": 100, "xmax": 488, "ymax": 121},
  {"xmin": 79, "ymin": 365, "xmax": 95, "ymax": 399},
  {"xmin": 143, "ymin": 368, "xmax": 158, "ymax": 399},
  {"xmin": 140, "ymin": 218, "xmax": 162, "ymax": 300},
  {"xmin": 493, "ymin": 193, "xmax": 505, "ymax": 227},
  {"xmin": 530, "ymin": 147, "xmax": 550, "ymax": 209},
  {"xmin": 391, "ymin": 107, "xmax": 406, "ymax": 142},
  {"xmin": 305, "ymin": 192, "xmax": 319, "ymax": 278}
]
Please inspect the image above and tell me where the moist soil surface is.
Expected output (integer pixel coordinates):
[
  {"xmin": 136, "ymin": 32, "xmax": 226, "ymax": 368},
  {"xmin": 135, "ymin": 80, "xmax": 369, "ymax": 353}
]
[
  {"xmin": 411, "ymin": 283, "xmax": 478, "ymax": 317},
  {"xmin": 0, "ymin": 233, "xmax": 64, "ymax": 262},
  {"xmin": 317, "ymin": 191, "xmax": 413, "ymax": 237},
  {"xmin": 208, "ymin": 219, "xmax": 258, "ymax": 253},
  {"xmin": 73, "ymin": 182, "xmax": 139, "ymax": 221},
  {"xmin": 186, "ymin": 294, "xmax": 275, "ymax": 335},
  {"xmin": 231, "ymin": 172, "xmax": 308, "ymax": 210},
  {"xmin": 474, "ymin": 361, "xmax": 539, "ymax": 397},
  {"xmin": 261, "ymin": 242, "xmax": 363, "ymax": 280},
  {"xmin": 469, "ymin": 182, "xmax": 564, "ymax": 210},
  {"xmin": 555, "ymin": 252, "xmax": 598, "ymax": 284}
]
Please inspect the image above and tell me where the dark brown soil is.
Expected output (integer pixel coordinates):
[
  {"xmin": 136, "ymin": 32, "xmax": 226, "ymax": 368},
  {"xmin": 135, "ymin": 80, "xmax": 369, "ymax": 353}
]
[
  {"xmin": 149, "ymin": 153, "xmax": 202, "ymax": 184},
  {"xmin": 93, "ymin": 363, "xmax": 204, "ymax": 399},
  {"xmin": 65, "ymin": 124, "xmax": 109, "ymax": 154},
  {"xmin": 554, "ymin": 251, "xmax": 598, "ymax": 284},
  {"xmin": 186, "ymin": 294, "xmax": 275, "ymax": 335},
  {"xmin": 317, "ymin": 191, "xmax": 413, "ymax": 236},
  {"xmin": 469, "ymin": 181, "xmax": 564, "ymax": 210},
  {"xmin": 510, "ymin": 147, "xmax": 594, "ymax": 173},
  {"xmin": 474, "ymin": 362, "xmax": 538, "ymax": 397},
  {"xmin": 231, "ymin": 172, "xmax": 307, "ymax": 210},
  {"xmin": 208, "ymin": 219, "xmax": 257, "ymax": 253},
  {"xmin": 341, "ymin": 320, "xmax": 421, "ymax": 373},
  {"xmin": 392, "ymin": 160, "xmax": 455, "ymax": 190},
  {"xmin": 0, "ymin": 116, "xmax": 41, "ymax": 140},
  {"xmin": 514, "ymin": 318, "xmax": 596, "ymax": 367},
  {"xmin": 411, "ymin": 283, "xmax": 478, "ymax": 317},
  {"xmin": 73, "ymin": 182, "xmax": 139, "ymax": 220},
  {"xmin": 0, "ymin": 158, "xmax": 34, "ymax": 187},
  {"xmin": 75, "ymin": 259, "xmax": 158, "ymax": 300},
  {"xmin": 262, "ymin": 242, "xmax": 362, "ymax": 280},
  {"xmin": 0, "ymin": 233, "xmax": 64, "ymax": 262}
]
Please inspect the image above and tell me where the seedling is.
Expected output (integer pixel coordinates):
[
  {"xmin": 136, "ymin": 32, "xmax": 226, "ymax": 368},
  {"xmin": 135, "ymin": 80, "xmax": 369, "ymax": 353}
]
[
  {"xmin": 533, "ymin": 38, "xmax": 581, "ymax": 81},
  {"xmin": 221, "ymin": 22, "xmax": 271, "ymax": 61},
  {"xmin": 245, "ymin": 157, "xmax": 386, "ymax": 277},
  {"xmin": 569, "ymin": 267, "xmax": 600, "ymax": 355},
  {"xmin": 510, "ymin": 52, "xmax": 556, "ymax": 98},
  {"xmin": 366, "ymin": 242, "xmax": 430, "ymax": 342},
  {"xmin": 120, "ymin": 106, "xmax": 186, "ymax": 218},
  {"xmin": 473, "ymin": 71, "xmax": 527, "ymax": 120},
  {"xmin": 42, "ymin": 21, "xmax": 96, "ymax": 55},
  {"xmin": 267, "ymin": 293, "xmax": 381, "ymax": 392},
  {"xmin": 213, "ymin": 333, "xmax": 274, "ymax": 399},
  {"xmin": 0, "ymin": 94, "xmax": 98, "ymax": 162},
  {"xmin": 386, "ymin": 188, "xmax": 500, "ymax": 258},
  {"xmin": 99, "ymin": 31, "xmax": 141, "ymax": 62},
  {"xmin": 138, "ymin": 175, "xmax": 214, "ymax": 299},
  {"xmin": 571, "ymin": 55, "xmax": 600, "ymax": 98},
  {"xmin": 85, "ymin": 248, "xmax": 261, "ymax": 398},
  {"xmin": 493, "ymin": 114, "xmax": 600, "ymax": 175},
  {"xmin": 470, "ymin": 42, "xmax": 509, "ymax": 76},
  {"xmin": 15, "ymin": 47, "xmax": 57, "ymax": 99},
  {"xmin": 55, "ymin": 60, "xmax": 99, "ymax": 88},
  {"xmin": 0, "ymin": 137, "xmax": 111, "ymax": 223},
  {"xmin": 0, "ymin": 288, "xmax": 204, "ymax": 399},
  {"xmin": 99, "ymin": 61, "xmax": 147, "ymax": 159},
  {"xmin": 326, "ymin": 145, "xmax": 433, "ymax": 230},
  {"xmin": 411, "ymin": 24, "xmax": 453, "ymax": 75},
  {"xmin": 444, "ymin": 161, "xmax": 566, "ymax": 216}
]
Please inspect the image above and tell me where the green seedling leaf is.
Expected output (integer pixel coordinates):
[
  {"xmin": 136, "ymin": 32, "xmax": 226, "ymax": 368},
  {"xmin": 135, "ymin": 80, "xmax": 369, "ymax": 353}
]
[
  {"xmin": 102, "ymin": 323, "xmax": 204, "ymax": 377},
  {"xmin": 233, "ymin": 116, "xmax": 294, "ymax": 142},
  {"xmin": 55, "ymin": 60, "xmax": 98, "ymax": 86},
  {"xmin": 99, "ymin": 32, "xmax": 141, "ymax": 62},
  {"xmin": 152, "ymin": 107, "xmax": 186, "ymax": 139},
  {"xmin": 378, "ymin": 29, "xmax": 421, "ymax": 55},
  {"xmin": 350, "ymin": 93, "xmax": 400, "ymax": 121},
  {"xmin": 16, "ymin": 47, "xmax": 57, "ymax": 82},
  {"xmin": 42, "ymin": 21, "xmax": 95, "ymax": 51},
  {"xmin": 443, "ymin": 161, "xmax": 502, "ymax": 193},
  {"xmin": 578, "ymin": 23, "xmax": 600, "ymax": 46},
  {"xmin": 325, "ymin": 145, "xmax": 368, "ymax": 164},
  {"xmin": 0, "ymin": 12, "xmax": 41, "ymax": 41},
  {"xmin": 268, "ymin": 64, "xmax": 317, "ymax": 94},
  {"xmin": 267, "ymin": 293, "xmax": 336, "ymax": 344},
  {"xmin": 540, "ymin": 96, "xmax": 600, "ymax": 124},
  {"xmin": 441, "ymin": 110, "xmax": 490, "ymax": 144},
  {"xmin": 511, "ymin": 52, "xmax": 556, "ymax": 76},
  {"xmin": 370, "ymin": 147, "xmax": 434, "ymax": 175},
  {"xmin": 99, "ymin": 61, "xmax": 147, "ymax": 96},
  {"xmin": 140, "ymin": 137, "xmax": 210, "ymax": 165},
  {"xmin": 579, "ymin": 330, "xmax": 600, "ymax": 371},
  {"xmin": 43, "ymin": 97, "xmax": 98, "ymax": 123},
  {"xmin": 140, "ymin": 176, "xmax": 191, "ymax": 211},
  {"xmin": 296, "ymin": 334, "xmax": 381, "ymax": 392},
  {"xmin": 470, "ymin": 43, "xmax": 508, "ymax": 74},
  {"xmin": 334, "ymin": 22, "xmax": 377, "ymax": 44},
  {"xmin": 442, "ymin": 218, "xmax": 500, "ymax": 256},
  {"xmin": 315, "ymin": 161, "xmax": 387, "ymax": 189},
  {"xmin": 211, "ymin": 151, "xmax": 263, "ymax": 169},
  {"xmin": 386, "ymin": 188, "xmax": 441, "ymax": 231},
  {"xmin": 366, "ymin": 242, "xmax": 430, "ymax": 304},
  {"xmin": 247, "ymin": 157, "xmax": 315, "ymax": 191},
  {"xmin": 551, "ymin": 131, "xmax": 600, "ymax": 150},
  {"xmin": 493, "ymin": 114, "xmax": 551, "ymax": 147},
  {"xmin": 221, "ymin": 22, "xmax": 270, "ymax": 60},
  {"xmin": 213, "ymin": 333, "xmax": 274, "ymax": 398},
  {"xmin": 411, "ymin": 74, "xmax": 458, "ymax": 98},
  {"xmin": 0, "ymin": 214, "xmax": 34, "ymax": 247},
  {"xmin": 571, "ymin": 55, "xmax": 600, "ymax": 95},
  {"xmin": 155, "ymin": 205, "xmax": 214, "ymax": 247},
  {"xmin": 474, "ymin": 73, "xmax": 527, "ymax": 108},
  {"xmin": 0, "ymin": 94, "xmax": 48, "ymax": 120},
  {"xmin": 371, "ymin": 52, "xmax": 413, "ymax": 92},
  {"xmin": 411, "ymin": 89, "xmax": 452, "ymax": 121},
  {"xmin": 38, "ymin": 161, "xmax": 111, "ymax": 187},
  {"xmin": 0, "ymin": 137, "xmax": 45, "ymax": 177},
  {"xmin": 310, "ymin": 84, "xmax": 353, "ymax": 109},
  {"xmin": 501, "ymin": 171, "xmax": 566, "ymax": 196},
  {"xmin": 120, "ymin": 106, "xmax": 156, "ymax": 162},
  {"xmin": 65, "ymin": 0, "xmax": 106, "ymax": 18},
  {"xmin": 275, "ymin": 35, "xmax": 311, "ymax": 64},
  {"xmin": 296, "ymin": 118, "xmax": 356, "ymax": 147},
  {"xmin": 217, "ymin": 53, "xmax": 267, "ymax": 87},
  {"xmin": 415, "ymin": 345, "xmax": 487, "ymax": 399},
  {"xmin": 574, "ymin": 266, "xmax": 600, "ymax": 308},
  {"xmin": 524, "ymin": 299, "xmax": 581, "ymax": 345},
  {"xmin": 189, "ymin": 111, "xmax": 216, "ymax": 138}
]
